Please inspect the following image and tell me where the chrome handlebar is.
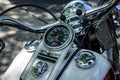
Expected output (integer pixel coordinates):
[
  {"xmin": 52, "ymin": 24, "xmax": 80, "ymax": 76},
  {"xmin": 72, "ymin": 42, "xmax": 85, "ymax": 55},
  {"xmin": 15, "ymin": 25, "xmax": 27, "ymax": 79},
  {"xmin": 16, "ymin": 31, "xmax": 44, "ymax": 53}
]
[
  {"xmin": 85, "ymin": 0, "xmax": 120, "ymax": 16},
  {"xmin": 0, "ymin": 0, "xmax": 120, "ymax": 32},
  {"xmin": 0, "ymin": 16, "xmax": 59, "ymax": 33}
]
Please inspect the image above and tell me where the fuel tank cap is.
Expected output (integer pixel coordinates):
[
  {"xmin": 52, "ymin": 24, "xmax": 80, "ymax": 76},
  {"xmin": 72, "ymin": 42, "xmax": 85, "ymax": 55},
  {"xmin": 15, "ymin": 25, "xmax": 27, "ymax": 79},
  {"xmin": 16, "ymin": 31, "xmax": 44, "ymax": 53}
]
[
  {"xmin": 75, "ymin": 51, "xmax": 96, "ymax": 69},
  {"xmin": 24, "ymin": 40, "xmax": 41, "ymax": 52}
]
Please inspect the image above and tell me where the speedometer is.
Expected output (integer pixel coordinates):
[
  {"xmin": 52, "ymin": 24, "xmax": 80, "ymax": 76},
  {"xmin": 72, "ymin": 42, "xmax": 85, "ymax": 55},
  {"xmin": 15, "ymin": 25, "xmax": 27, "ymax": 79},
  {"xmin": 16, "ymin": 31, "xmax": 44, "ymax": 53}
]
[
  {"xmin": 45, "ymin": 27, "xmax": 69, "ymax": 47},
  {"xmin": 44, "ymin": 24, "xmax": 74, "ymax": 50}
]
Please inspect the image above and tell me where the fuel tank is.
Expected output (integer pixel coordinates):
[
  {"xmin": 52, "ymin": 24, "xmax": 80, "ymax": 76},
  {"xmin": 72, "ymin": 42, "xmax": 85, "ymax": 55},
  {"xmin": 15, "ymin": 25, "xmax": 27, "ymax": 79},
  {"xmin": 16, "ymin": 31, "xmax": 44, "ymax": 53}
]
[{"xmin": 59, "ymin": 49, "xmax": 113, "ymax": 80}]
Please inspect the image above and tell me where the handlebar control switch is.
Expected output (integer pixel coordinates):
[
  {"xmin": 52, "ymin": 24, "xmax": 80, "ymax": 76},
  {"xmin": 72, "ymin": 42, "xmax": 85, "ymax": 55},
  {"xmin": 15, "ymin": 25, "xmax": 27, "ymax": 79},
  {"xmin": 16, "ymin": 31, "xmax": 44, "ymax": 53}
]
[
  {"xmin": 76, "ymin": 9, "xmax": 83, "ymax": 15},
  {"xmin": 60, "ymin": 15, "xmax": 66, "ymax": 21}
]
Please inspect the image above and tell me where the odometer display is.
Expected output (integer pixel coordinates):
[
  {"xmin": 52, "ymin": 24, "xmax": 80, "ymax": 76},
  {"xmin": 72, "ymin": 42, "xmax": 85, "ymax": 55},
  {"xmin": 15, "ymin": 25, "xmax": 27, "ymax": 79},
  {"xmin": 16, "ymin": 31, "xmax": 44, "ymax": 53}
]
[{"xmin": 44, "ymin": 25, "xmax": 69, "ymax": 47}]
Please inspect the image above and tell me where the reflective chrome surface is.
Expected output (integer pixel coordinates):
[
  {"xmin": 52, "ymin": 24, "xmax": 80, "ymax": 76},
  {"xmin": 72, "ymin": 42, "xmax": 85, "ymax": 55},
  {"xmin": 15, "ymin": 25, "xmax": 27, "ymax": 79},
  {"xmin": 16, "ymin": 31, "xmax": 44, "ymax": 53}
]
[
  {"xmin": 24, "ymin": 40, "xmax": 41, "ymax": 52},
  {"xmin": 75, "ymin": 51, "xmax": 96, "ymax": 69},
  {"xmin": 0, "ymin": 16, "xmax": 60, "ymax": 32},
  {"xmin": 32, "ymin": 61, "xmax": 48, "ymax": 78},
  {"xmin": 62, "ymin": 0, "xmax": 92, "ymax": 33},
  {"xmin": 60, "ymin": 49, "xmax": 111, "ymax": 80},
  {"xmin": 85, "ymin": 0, "xmax": 120, "ymax": 16}
]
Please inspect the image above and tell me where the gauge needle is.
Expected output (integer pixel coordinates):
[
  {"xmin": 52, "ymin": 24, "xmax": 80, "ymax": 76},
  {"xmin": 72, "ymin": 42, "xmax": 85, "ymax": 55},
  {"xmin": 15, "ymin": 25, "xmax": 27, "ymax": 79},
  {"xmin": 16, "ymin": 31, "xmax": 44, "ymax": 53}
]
[{"xmin": 54, "ymin": 35, "xmax": 59, "ymax": 39}]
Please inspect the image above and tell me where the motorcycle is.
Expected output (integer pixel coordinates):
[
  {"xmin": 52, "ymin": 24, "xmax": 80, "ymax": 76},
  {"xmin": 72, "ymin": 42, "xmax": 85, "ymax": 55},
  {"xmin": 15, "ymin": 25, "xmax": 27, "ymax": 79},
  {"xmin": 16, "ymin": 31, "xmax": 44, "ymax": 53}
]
[{"xmin": 1, "ymin": 0, "xmax": 120, "ymax": 80}]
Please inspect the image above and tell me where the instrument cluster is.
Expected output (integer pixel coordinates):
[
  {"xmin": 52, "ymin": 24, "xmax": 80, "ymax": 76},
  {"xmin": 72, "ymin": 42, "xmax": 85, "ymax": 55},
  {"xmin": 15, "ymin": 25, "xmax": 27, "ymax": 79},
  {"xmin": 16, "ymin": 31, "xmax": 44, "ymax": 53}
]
[
  {"xmin": 44, "ymin": 26, "xmax": 69, "ymax": 47},
  {"xmin": 43, "ymin": 24, "xmax": 74, "ymax": 51}
]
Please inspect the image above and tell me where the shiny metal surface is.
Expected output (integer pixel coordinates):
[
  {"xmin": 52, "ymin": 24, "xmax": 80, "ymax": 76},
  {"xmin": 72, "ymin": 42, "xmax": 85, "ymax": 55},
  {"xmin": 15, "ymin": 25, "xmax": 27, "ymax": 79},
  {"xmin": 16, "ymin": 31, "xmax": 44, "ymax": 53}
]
[
  {"xmin": 85, "ymin": 0, "xmax": 120, "ymax": 16},
  {"xmin": 63, "ymin": 0, "xmax": 120, "ymax": 17},
  {"xmin": 60, "ymin": 49, "xmax": 112, "ymax": 80},
  {"xmin": 0, "ymin": 16, "xmax": 60, "ymax": 32},
  {"xmin": 116, "ymin": 4, "xmax": 120, "ymax": 10},
  {"xmin": 24, "ymin": 40, "xmax": 41, "ymax": 52},
  {"xmin": 32, "ymin": 61, "xmax": 48, "ymax": 78},
  {"xmin": 20, "ymin": 20, "xmax": 75, "ymax": 80},
  {"xmin": 64, "ymin": 1, "xmax": 92, "ymax": 12},
  {"xmin": 24, "ymin": 58, "xmax": 55, "ymax": 80},
  {"xmin": 43, "ymin": 22, "xmax": 74, "ymax": 51},
  {"xmin": 48, "ymin": 46, "xmax": 71, "ymax": 80},
  {"xmin": 2, "ymin": 0, "xmax": 120, "ymax": 80},
  {"xmin": 75, "ymin": 51, "xmax": 96, "ymax": 69},
  {"xmin": 62, "ymin": 1, "xmax": 92, "ymax": 33},
  {"xmin": 2, "ymin": 49, "xmax": 35, "ymax": 80}
]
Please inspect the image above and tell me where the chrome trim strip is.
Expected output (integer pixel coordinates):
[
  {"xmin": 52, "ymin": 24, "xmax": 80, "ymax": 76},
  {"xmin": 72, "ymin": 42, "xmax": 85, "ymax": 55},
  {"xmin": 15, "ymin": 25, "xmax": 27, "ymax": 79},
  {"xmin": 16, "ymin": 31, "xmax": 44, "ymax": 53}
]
[{"xmin": 48, "ymin": 46, "xmax": 71, "ymax": 80}]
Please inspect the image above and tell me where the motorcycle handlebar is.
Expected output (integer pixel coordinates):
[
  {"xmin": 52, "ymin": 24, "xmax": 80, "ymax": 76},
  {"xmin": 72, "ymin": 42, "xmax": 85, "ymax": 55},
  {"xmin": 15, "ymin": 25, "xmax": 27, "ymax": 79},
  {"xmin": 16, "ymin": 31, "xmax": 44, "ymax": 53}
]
[
  {"xmin": 85, "ymin": 0, "xmax": 120, "ymax": 16},
  {"xmin": 0, "ymin": 0, "xmax": 120, "ymax": 33},
  {"xmin": 0, "ymin": 16, "xmax": 59, "ymax": 33}
]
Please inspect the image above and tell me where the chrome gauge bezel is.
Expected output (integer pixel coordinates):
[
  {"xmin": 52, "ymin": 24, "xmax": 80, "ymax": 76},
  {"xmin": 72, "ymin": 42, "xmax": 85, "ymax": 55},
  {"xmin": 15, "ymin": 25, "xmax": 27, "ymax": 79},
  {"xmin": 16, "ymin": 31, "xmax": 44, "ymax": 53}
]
[{"xmin": 43, "ymin": 22, "xmax": 74, "ymax": 51}]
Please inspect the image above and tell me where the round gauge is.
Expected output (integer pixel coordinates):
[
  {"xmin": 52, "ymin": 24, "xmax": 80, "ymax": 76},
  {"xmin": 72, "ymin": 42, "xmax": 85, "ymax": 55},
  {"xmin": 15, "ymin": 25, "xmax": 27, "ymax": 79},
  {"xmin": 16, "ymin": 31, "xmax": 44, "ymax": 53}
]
[{"xmin": 44, "ymin": 25, "xmax": 69, "ymax": 48}]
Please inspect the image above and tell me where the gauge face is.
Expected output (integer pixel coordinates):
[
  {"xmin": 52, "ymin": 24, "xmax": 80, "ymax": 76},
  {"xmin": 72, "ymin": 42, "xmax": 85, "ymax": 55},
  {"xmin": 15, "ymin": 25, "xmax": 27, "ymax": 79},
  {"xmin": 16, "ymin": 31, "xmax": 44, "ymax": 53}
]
[{"xmin": 44, "ymin": 25, "xmax": 69, "ymax": 47}]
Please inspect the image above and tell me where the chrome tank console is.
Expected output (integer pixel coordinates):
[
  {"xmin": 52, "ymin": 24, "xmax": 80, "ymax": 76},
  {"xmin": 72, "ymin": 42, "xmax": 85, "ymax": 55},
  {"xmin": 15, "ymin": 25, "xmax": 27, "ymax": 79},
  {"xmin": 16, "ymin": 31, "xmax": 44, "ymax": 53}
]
[{"xmin": 20, "ymin": 21, "xmax": 75, "ymax": 80}]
